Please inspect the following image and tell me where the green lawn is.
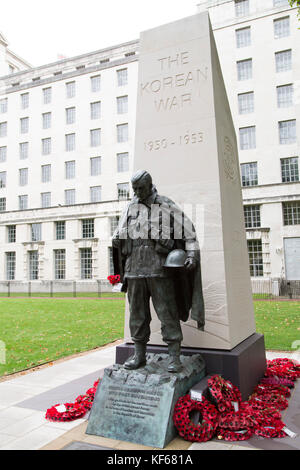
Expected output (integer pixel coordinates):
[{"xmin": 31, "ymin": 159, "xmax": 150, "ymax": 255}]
[
  {"xmin": 0, "ymin": 297, "xmax": 125, "ymax": 377},
  {"xmin": 0, "ymin": 292, "xmax": 126, "ymax": 298},
  {"xmin": 0, "ymin": 298, "xmax": 299, "ymax": 378},
  {"xmin": 254, "ymin": 301, "xmax": 300, "ymax": 351}
]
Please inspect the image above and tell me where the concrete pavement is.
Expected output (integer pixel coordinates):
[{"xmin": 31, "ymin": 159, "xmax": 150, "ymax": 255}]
[{"xmin": 0, "ymin": 343, "xmax": 299, "ymax": 451}]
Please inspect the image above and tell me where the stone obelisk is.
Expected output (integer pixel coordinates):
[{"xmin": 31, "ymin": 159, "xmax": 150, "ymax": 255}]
[{"xmin": 124, "ymin": 11, "xmax": 257, "ymax": 350}]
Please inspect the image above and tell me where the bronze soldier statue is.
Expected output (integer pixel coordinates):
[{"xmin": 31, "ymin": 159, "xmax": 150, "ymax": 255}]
[{"xmin": 112, "ymin": 170, "xmax": 205, "ymax": 373}]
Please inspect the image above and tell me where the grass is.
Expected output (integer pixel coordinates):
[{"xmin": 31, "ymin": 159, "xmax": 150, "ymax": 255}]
[
  {"xmin": 0, "ymin": 296, "xmax": 125, "ymax": 377},
  {"xmin": 254, "ymin": 301, "xmax": 300, "ymax": 351},
  {"xmin": 0, "ymin": 292, "xmax": 126, "ymax": 298},
  {"xmin": 0, "ymin": 297, "xmax": 299, "ymax": 377},
  {"xmin": 253, "ymin": 294, "xmax": 273, "ymax": 300}
]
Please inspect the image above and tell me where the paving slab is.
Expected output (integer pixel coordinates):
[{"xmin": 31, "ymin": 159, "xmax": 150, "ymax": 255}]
[
  {"xmin": 62, "ymin": 440, "xmax": 113, "ymax": 450},
  {"xmin": 0, "ymin": 425, "xmax": 67, "ymax": 450},
  {"xmin": 16, "ymin": 369, "xmax": 104, "ymax": 412}
]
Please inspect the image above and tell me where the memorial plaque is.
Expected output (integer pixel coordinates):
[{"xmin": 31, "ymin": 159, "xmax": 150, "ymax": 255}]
[
  {"xmin": 125, "ymin": 11, "xmax": 256, "ymax": 351},
  {"xmin": 86, "ymin": 354, "xmax": 205, "ymax": 448}
]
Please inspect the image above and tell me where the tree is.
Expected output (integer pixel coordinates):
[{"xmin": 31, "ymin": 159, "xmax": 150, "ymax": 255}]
[{"xmin": 289, "ymin": 0, "xmax": 300, "ymax": 14}]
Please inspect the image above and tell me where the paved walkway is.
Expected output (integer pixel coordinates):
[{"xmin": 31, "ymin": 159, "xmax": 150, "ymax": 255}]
[{"xmin": 0, "ymin": 345, "xmax": 299, "ymax": 451}]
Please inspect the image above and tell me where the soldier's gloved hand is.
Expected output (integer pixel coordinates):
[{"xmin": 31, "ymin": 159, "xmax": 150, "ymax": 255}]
[
  {"xmin": 112, "ymin": 236, "xmax": 120, "ymax": 248},
  {"xmin": 184, "ymin": 257, "xmax": 197, "ymax": 271},
  {"xmin": 158, "ymin": 239, "xmax": 174, "ymax": 250}
]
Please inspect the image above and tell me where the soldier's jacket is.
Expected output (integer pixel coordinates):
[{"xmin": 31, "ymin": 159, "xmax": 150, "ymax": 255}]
[{"xmin": 112, "ymin": 186, "xmax": 205, "ymax": 328}]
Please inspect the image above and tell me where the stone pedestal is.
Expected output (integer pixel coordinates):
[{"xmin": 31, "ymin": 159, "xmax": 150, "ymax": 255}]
[
  {"xmin": 116, "ymin": 334, "xmax": 266, "ymax": 401},
  {"xmin": 86, "ymin": 353, "xmax": 206, "ymax": 448}
]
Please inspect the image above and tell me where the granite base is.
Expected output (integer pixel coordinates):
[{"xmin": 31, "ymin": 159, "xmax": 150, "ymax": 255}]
[{"xmin": 116, "ymin": 333, "xmax": 266, "ymax": 401}]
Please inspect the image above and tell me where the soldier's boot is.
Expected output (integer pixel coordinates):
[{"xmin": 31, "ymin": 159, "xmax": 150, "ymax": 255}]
[
  {"xmin": 124, "ymin": 342, "xmax": 147, "ymax": 370},
  {"xmin": 167, "ymin": 343, "xmax": 182, "ymax": 373}
]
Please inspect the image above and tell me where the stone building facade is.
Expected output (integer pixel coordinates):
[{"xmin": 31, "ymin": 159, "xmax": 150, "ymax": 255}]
[{"xmin": 0, "ymin": 0, "xmax": 299, "ymax": 286}]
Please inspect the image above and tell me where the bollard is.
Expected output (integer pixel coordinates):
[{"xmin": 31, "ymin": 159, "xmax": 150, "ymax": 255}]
[{"xmin": 287, "ymin": 282, "xmax": 292, "ymax": 299}]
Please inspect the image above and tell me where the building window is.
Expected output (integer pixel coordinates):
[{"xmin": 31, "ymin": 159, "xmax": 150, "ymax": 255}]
[
  {"xmin": 277, "ymin": 84, "xmax": 293, "ymax": 108},
  {"xmin": 0, "ymin": 197, "xmax": 6, "ymax": 212},
  {"xmin": 54, "ymin": 249, "xmax": 66, "ymax": 280},
  {"xmin": 117, "ymin": 96, "xmax": 128, "ymax": 114},
  {"xmin": 117, "ymin": 123, "xmax": 128, "ymax": 143},
  {"xmin": 237, "ymin": 59, "xmax": 252, "ymax": 81},
  {"xmin": 244, "ymin": 205, "xmax": 261, "ymax": 228},
  {"xmin": 90, "ymin": 101, "xmax": 101, "ymax": 120},
  {"xmin": 0, "ymin": 121, "xmax": 7, "ymax": 137},
  {"xmin": 283, "ymin": 201, "xmax": 300, "ymax": 225},
  {"xmin": 236, "ymin": 27, "xmax": 251, "ymax": 48},
  {"xmin": 66, "ymin": 107, "xmax": 76, "ymax": 124},
  {"xmin": 239, "ymin": 126, "xmax": 256, "ymax": 150},
  {"xmin": 90, "ymin": 156, "xmax": 101, "ymax": 176},
  {"xmin": 110, "ymin": 216, "xmax": 120, "ymax": 236},
  {"xmin": 7, "ymin": 225, "xmax": 16, "ymax": 243},
  {"xmin": 66, "ymin": 81, "xmax": 75, "ymax": 98},
  {"xmin": 21, "ymin": 93, "xmax": 29, "ymax": 109},
  {"xmin": 19, "ymin": 142, "xmax": 28, "ymax": 160},
  {"xmin": 117, "ymin": 152, "xmax": 129, "ymax": 172},
  {"xmin": 0, "ymin": 146, "xmax": 7, "ymax": 162},
  {"xmin": 41, "ymin": 192, "xmax": 51, "ymax": 208},
  {"xmin": 18, "ymin": 195, "xmax": 28, "ymax": 210},
  {"xmin": 80, "ymin": 248, "xmax": 92, "ymax": 279},
  {"xmin": 117, "ymin": 182, "xmax": 130, "ymax": 200},
  {"xmin": 20, "ymin": 117, "xmax": 29, "ymax": 134},
  {"xmin": 31, "ymin": 223, "xmax": 42, "ymax": 241},
  {"xmin": 90, "ymin": 128, "xmax": 101, "ymax": 147},
  {"xmin": 42, "ymin": 112, "xmax": 51, "ymax": 129},
  {"xmin": 275, "ymin": 50, "xmax": 292, "ymax": 72},
  {"xmin": 241, "ymin": 162, "xmax": 258, "ymax": 187},
  {"xmin": 91, "ymin": 75, "xmax": 101, "ymax": 92},
  {"xmin": 90, "ymin": 185, "xmax": 101, "ymax": 203},
  {"xmin": 117, "ymin": 68, "xmax": 128, "ymax": 86},
  {"xmin": 0, "ymin": 171, "xmax": 6, "ymax": 188},
  {"xmin": 43, "ymin": 87, "xmax": 52, "ymax": 104},
  {"xmin": 274, "ymin": 16, "xmax": 290, "ymax": 38},
  {"xmin": 41, "ymin": 164, "xmax": 51, "ymax": 183},
  {"xmin": 235, "ymin": 0, "xmax": 249, "ymax": 17},
  {"xmin": 29, "ymin": 251, "xmax": 39, "ymax": 280},
  {"xmin": 0, "ymin": 98, "xmax": 7, "ymax": 113},
  {"xmin": 65, "ymin": 160, "xmax": 75, "ymax": 179},
  {"xmin": 19, "ymin": 168, "xmax": 28, "ymax": 186},
  {"xmin": 279, "ymin": 120, "xmax": 296, "ymax": 145},
  {"xmin": 65, "ymin": 133, "xmax": 75, "ymax": 151},
  {"xmin": 238, "ymin": 92, "xmax": 254, "ymax": 114},
  {"xmin": 42, "ymin": 137, "xmax": 51, "ymax": 155},
  {"xmin": 281, "ymin": 157, "xmax": 299, "ymax": 182},
  {"xmin": 82, "ymin": 219, "xmax": 94, "ymax": 238},
  {"xmin": 65, "ymin": 189, "xmax": 75, "ymax": 205},
  {"xmin": 247, "ymin": 240, "xmax": 263, "ymax": 277},
  {"xmin": 56, "ymin": 221, "xmax": 65, "ymax": 240},
  {"xmin": 273, "ymin": 0, "xmax": 290, "ymax": 6},
  {"xmin": 6, "ymin": 252, "xmax": 16, "ymax": 280}
]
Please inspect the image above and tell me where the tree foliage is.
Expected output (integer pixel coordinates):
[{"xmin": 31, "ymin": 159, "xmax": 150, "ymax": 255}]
[{"xmin": 289, "ymin": 0, "xmax": 300, "ymax": 12}]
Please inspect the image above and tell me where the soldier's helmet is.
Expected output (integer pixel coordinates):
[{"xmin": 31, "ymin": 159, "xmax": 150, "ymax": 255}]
[{"xmin": 164, "ymin": 249, "xmax": 187, "ymax": 268}]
